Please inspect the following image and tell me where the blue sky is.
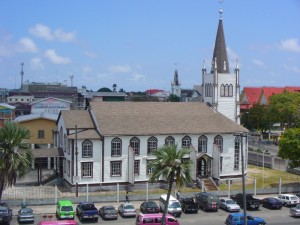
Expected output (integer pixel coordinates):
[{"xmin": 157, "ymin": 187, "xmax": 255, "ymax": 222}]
[{"xmin": 0, "ymin": 0, "xmax": 299, "ymax": 92}]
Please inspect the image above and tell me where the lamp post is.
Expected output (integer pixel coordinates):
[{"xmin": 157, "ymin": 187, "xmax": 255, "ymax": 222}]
[
  {"xmin": 75, "ymin": 125, "xmax": 79, "ymax": 197},
  {"xmin": 262, "ymin": 150, "xmax": 264, "ymax": 191},
  {"xmin": 234, "ymin": 133, "xmax": 247, "ymax": 225}
]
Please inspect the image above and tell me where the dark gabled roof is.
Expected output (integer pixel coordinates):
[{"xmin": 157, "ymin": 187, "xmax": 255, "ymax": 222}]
[{"xmin": 211, "ymin": 17, "xmax": 230, "ymax": 74}]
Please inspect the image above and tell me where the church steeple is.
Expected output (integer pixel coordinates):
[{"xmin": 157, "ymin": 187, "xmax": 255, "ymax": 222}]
[
  {"xmin": 173, "ymin": 69, "xmax": 180, "ymax": 86},
  {"xmin": 211, "ymin": 6, "xmax": 230, "ymax": 74}
]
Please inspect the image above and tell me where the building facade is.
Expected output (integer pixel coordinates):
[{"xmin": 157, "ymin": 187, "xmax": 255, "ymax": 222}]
[{"xmin": 56, "ymin": 102, "xmax": 248, "ymax": 188}]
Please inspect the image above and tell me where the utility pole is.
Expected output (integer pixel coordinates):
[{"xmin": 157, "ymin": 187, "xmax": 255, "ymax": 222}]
[{"xmin": 75, "ymin": 125, "xmax": 78, "ymax": 197}]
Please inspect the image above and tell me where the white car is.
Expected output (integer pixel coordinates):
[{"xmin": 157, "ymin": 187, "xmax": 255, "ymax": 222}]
[
  {"xmin": 277, "ymin": 194, "xmax": 300, "ymax": 207},
  {"xmin": 219, "ymin": 198, "xmax": 240, "ymax": 212},
  {"xmin": 290, "ymin": 203, "xmax": 300, "ymax": 217}
]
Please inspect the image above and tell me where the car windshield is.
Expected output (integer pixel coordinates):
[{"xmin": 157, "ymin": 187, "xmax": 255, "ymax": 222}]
[
  {"xmin": 291, "ymin": 197, "xmax": 298, "ymax": 201},
  {"xmin": 295, "ymin": 204, "xmax": 300, "ymax": 209},
  {"xmin": 0, "ymin": 207, "xmax": 8, "ymax": 213},
  {"xmin": 61, "ymin": 206, "xmax": 73, "ymax": 211},
  {"xmin": 147, "ymin": 202, "xmax": 157, "ymax": 207},
  {"xmin": 20, "ymin": 208, "xmax": 33, "ymax": 213},
  {"xmin": 226, "ymin": 200, "xmax": 235, "ymax": 204},
  {"xmin": 124, "ymin": 205, "xmax": 134, "ymax": 209},
  {"xmin": 169, "ymin": 202, "xmax": 181, "ymax": 208}
]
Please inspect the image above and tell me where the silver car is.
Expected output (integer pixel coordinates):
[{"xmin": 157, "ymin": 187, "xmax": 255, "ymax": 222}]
[
  {"xmin": 219, "ymin": 198, "xmax": 240, "ymax": 212},
  {"xmin": 290, "ymin": 203, "xmax": 300, "ymax": 217},
  {"xmin": 118, "ymin": 202, "xmax": 137, "ymax": 217},
  {"xmin": 17, "ymin": 208, "xmax": 34, "ymax": 223}
]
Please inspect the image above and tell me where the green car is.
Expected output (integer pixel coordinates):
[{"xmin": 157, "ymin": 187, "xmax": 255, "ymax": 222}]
[{"xmin": 56, "ymin": 200, "xmax": 75, "ymax": 220}]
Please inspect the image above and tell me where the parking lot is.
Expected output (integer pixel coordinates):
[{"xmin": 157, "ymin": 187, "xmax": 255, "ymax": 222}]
[{"xmin": 9, "ymin": 200, "xmax": 300, "ymax": 225}]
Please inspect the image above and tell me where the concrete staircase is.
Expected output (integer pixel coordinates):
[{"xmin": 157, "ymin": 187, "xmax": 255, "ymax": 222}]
[{"xmin": 202, "ymin": 178, "xmax": 218, "ymax": 191}]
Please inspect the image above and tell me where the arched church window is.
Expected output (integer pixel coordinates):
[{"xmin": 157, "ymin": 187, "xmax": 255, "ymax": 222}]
[
  {"xmin": 220, "ymin": 84, "xmax": 225, "ymax": 97},
  {"xmin": 182, "ymin": 136, "xmax": 191, "ymax": 148},
  {"xmin": 234, "ymin": 136, "xmax": 241, "ymax": 170},
  {"xmin": 165, "ymin": 136, "xmax": 175, "ymax": 146},
  {"xmin": 214, "ymin": 135, "xmax": 223, "ymax": 152},
  {"xmin": 225, "ymin": 84, "xmax": 229, "ymax": 97},
  {"xmin": 198, "ymin": 135, "xmax": 207, "ymax": 153},
  {"xmin": 147, "ymin": 136, "xmax": 157, "ymax": 154},
  {"xmin": 130, "ymin": 137, "xmax": 140, "ymax": 155}
]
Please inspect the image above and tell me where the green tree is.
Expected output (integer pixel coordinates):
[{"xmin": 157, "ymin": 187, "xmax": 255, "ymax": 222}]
[
  {"xmin": 168, "ymin": 94, "xmax": 180, "ymax": 102},
  {"xmin": 268, "ymin": 91, "xmax": 300, "ymax": 128},
  {"xmin": 278, "ymin": 128, "xmax": 300, "ymax": 168},
  {"xmin": 97, "ymin": 87, "xmax": 112, "ymax": 92},
  {"xmin": 149, "ymin": 145, "xmax": 193, "ymax": 225},
  {"xmin": 0, "ymin": 122, "xmax": 34, "ymax": 200}
]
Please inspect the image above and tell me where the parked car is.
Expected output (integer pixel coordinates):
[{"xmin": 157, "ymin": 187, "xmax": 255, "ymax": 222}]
[
  {"xmin": 179, "ymin": 197, "xmax": 198, "ymax": 213},
  {"xmin": 277, "ymin": 194, "xmax": 300, "ymax": 207},
  {"xmin": 75, "ymin": 202, "xmax": 98, "ymax": 222},
  {"xmin": 261, "ymin": 197, "xmax": 283, "ymax": 209},
  {"xmin": 56, "ymin": 200, "xmax": 75, "ymax": 220},
  {"xmin": 0, "ymin": 202, "xmax": 13, "ymax": 225},
  {"xmin": 118, "ymin": 202, "xmax": 137, "ymax": 217},
  {"xmin": 17, "ymin": 207, "xmax": 34, "ymax": 223},
  {"xmin": 290, "ymin": 203, "xmax": 300, "ymax": 217},
  {"xmin": 99, "ymin": 205, "xmax": 118, "ymax": 220},
  {"xmin": 140, "ymin": 201, "xmax": 160, "ymax": 214},
  {"xmin": 231, "ymin": 193, "xmax": 261, "ymax": 210},
  {"xmin": 225, "ymin": 213, "xmax": 266, "ymax": 225},
  {"xmin": 194, "ymin": 192, "xmax": 219, "ymax": 211},
  {"xmin": 219, "ymin": 198, "xmax": 240, "ymax": 212},
  {"xmin": 158, "ymin": 194, "xmax": 182, "ymax": 217}
]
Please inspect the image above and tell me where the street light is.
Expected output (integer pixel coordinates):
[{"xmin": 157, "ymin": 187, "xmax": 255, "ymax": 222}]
[
  {"xmin": 234, "ymin": 133, "xmax": 247, "ymax": 225},
  {"xmin": 75, "ymin": 125, "xmax": 79, "ymax": 197}
]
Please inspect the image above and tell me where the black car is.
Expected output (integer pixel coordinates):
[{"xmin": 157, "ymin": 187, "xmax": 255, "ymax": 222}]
[
  {"xmin": 0, "ymin": 202, "xmax": 13, "ymax": 225},
  {"xmin": 180, "ymin": 197, "xmax": 198, "ymax": 213},
  {"xmin": 261, "ymin": 197, "xmax": 283, "ymax": 209},
  {"xmin": 140, "ymin": 201, "xmax": 160, "ymax": 214}
]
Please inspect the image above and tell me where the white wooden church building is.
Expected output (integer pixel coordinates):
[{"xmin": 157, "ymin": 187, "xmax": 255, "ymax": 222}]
[{"xmin": 55, "ymin": 7, "xmax": 248, "ymax": 188}]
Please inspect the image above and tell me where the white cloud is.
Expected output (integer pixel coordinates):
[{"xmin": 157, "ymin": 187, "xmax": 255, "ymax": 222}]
[
  {"xmin": 84, "ymin": 51, "xmax": 97, "ymax": 58},
  {"xmin": 283, "ymin": 64, "xmax": 300, "ymax": 73},
  {"xmin": 30, "ymin": 57, "xmax": 44, "ymax": 70},
  {"xmin": 279, "ymin": 38, "xmax": 300, "ymax": 53},
  {"xmin": 44, "ymin": 49, "xmax": 71, "ymax": 64},
  {"xmin": 82, "ymin": 65, "xmax": 92, "ymax": 73},
  {"xmin": 131, "ymin": 73, "xmax": 146, "ymax": 81},
  {"xmin": 0, "ymin": 34, "xmax": 15, "ymax": 57},
  {"xmin": 251, "ymin": 59, "xmax": 265, "ymax": 67},
  {"xmin": 108, "ymin": 65, "xmax": 132, "ymax": 73},
  {"xmin": 53, "ymin": 29, "xmax": 76, "ymax": 42},
  {"xmin": 29, "ymin": 24, "xmax": 76, "ymax": 42},
  {"xmin": 29, "ymin": 24, "xmax": 53, "ymax": 41},
  {"xmin": 16, "ymin": 38, "xmax": 38, "ymax": 53}
]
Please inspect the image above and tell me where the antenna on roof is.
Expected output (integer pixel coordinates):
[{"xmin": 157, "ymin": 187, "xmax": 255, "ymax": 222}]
[
  {"xmin": 69, "ymin": 75, "xmax": 74, "ymax": 87},
  {"xmin": 20, "ymin": 62, "xmax": 24, "ymax": 90}
]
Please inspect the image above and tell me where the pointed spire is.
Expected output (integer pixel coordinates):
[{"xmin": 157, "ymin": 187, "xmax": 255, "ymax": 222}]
[
  {"xmin": 173, "ymin": 69, "xmax": 180, "ymax": 86},
  {"xmin": 211, "ymin": 4, "xmax": 230, "ymax": 74}
]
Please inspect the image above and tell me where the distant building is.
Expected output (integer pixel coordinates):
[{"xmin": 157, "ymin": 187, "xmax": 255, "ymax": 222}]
[
  {"xmin": 30, "ymin": 97, "xmax": 72, "ymax": 114},
  {"xmin": 240, "ymin": 86, "xmax": 300, "ymax": 111},
  {"xmin": 0, "ymin": 103, "xmax": 15, "ymax": 128}
]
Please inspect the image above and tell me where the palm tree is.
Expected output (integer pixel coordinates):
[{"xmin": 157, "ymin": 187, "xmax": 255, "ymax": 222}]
[
  {"xmin": 0, "ymin": 122, "xmax": 34, "ymax": 200},
  {"xmin": 149, "ymin": 144, "xmax": 193, "ymax": 225}
]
